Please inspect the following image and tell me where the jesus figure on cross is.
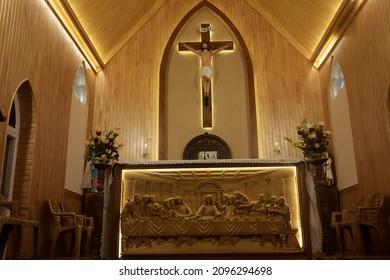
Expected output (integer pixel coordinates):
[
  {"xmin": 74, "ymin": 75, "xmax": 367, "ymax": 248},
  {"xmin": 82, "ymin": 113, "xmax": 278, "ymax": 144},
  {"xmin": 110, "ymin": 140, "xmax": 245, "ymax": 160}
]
[
  {"xmin": 180, "ymin": 41, "xmax": 232, "ymax": 101},
  {"xmin": 179, "ymin": 23, "xmax": 233, "ymax": 127}
]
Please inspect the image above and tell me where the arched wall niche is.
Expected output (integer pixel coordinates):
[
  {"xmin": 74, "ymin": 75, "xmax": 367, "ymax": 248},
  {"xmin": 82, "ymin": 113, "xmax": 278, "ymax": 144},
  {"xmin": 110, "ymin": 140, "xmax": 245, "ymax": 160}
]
[{"xmin": 159, "ymin": 1, "xmax": 257, "ymax": 160}]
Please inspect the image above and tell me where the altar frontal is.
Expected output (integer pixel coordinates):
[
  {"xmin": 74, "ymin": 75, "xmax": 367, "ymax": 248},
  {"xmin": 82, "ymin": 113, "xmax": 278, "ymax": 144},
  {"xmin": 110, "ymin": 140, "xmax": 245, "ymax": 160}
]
[{"xmin": 117, "ymin": 160, "xmax": 309, "ymax": 257}]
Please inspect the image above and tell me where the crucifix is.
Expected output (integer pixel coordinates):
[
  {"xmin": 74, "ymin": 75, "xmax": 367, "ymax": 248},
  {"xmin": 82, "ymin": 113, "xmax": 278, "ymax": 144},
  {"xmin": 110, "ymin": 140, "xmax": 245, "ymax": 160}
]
[{"xmin": 179, "ymin": 23, "xmax": 233, "ymax": 128}]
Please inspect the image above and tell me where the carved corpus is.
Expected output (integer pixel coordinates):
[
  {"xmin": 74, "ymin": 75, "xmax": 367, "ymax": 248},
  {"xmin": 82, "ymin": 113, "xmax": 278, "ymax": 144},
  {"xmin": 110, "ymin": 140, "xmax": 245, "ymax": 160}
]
[{"xmin": 114, "ymin": 159, "xmax": 310, "ymax": 257}]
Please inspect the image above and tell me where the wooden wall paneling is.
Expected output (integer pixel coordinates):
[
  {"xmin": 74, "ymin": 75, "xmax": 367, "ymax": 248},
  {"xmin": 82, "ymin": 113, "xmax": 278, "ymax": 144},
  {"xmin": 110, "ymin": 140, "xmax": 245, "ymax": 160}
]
[
  {"xmin": 387, "ymin": 85, "xmax": 390, "ymax": 141},
  {"xmin": 0, "ymin": 0, "xmax": 96, "ymax": 257},
  {"xmin": 1, "ymin": 0, "xmax": 385, "ymax": 256},
  {"xmin": 320, "ymin": 0, "xmax": 390, "ymax": 201},
  {"xmin": 96, "ymin": 0, "xmax": 324, "ymax": 163},
  {"xmin": 94, "ymin": 0, "xmax": 201, "ymax": 162},
  {"xmin": 85, "ymin": 61, "xmax": 96, "ymax": 143},
  {"xmin": 209, "ymin": 0, "xmax": 323, "ymax": 158},
  {"xmin": 63, "ymin": 189, "xmax": 83, "ymax": 214},
  {"xmin": 319, "ymin": 1, "xmax": 390, "ymax": 252}
]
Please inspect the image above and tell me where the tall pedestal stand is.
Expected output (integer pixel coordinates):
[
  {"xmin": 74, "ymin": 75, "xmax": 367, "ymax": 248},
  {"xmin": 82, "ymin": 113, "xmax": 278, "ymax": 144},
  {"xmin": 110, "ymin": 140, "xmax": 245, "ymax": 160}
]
[
  {"xmin": 308, "ymin": 158, "xmax": 339, "ymax": 254},
  {"xmin": 84, "ymin": 162, "xmax": 111, "ymax": 259}
]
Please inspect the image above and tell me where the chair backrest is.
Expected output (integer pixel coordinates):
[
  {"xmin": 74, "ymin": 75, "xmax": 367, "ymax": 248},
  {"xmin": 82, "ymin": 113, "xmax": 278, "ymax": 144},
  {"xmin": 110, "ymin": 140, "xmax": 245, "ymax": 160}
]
[
  {"xmin": 48, "ymin": 198, "xmax": 62, "ymax": 214},
  {"xmin": 356, "ymin": 196, "xmax": 365, "ymax": 207},
  {"xmin": 361, "ymin": 193, "xmax": 384, "ymax": 224},
  {"xmin": 0, "ymin": 193, "xmax": 5, "ymax": 202},
  {"xmin": 60, "ymin": 202, "xmax": 70, "ymax": 213},
  {"xmin": 367, "ymin": 193, "xmax": 384, "ymax": 208},
  {"xmin": 48, "ymin": 198, "xmax": 65, "ymax": 227}
]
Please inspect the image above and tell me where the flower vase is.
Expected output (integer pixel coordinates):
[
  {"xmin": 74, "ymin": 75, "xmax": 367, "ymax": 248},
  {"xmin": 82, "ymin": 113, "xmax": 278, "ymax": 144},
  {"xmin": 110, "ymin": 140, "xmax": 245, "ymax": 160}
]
[
  {"xmin": 307, "ymin": 157, "xmax": 328, "ymax": 186},
  {"xmin": 92, "ymin": 158, "xmax": 112, "ymax": 192}
]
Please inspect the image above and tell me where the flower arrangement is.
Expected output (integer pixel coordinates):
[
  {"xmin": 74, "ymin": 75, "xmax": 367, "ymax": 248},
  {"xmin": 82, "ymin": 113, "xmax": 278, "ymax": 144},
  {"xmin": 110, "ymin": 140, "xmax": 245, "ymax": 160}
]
[
  {"xmin": 84, "ymin": 125, "xmax": 120, "ymax": 162},
  {"xmin": 285, "ymin": 118, "xmax": 331, "ymax": 160}
]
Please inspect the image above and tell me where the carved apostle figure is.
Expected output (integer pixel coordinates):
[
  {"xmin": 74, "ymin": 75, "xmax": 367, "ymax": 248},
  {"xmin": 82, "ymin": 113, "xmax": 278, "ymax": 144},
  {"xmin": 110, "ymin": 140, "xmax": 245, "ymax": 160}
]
[
  {"xmin": 276, "ymin": 196, "xmax": 292, "ymax": 230},
  {"xmin": 140, "ymin": 195, "xmax": 151, "ymax": 217},
  {"xmin": 248, "ymin": 194, "xmax": 268, "ymax": 216},
  {"xmin": 224, "ymin": 195, "xmax": 237, "ymax": 219},
  {"xmin": 234, "ymin": 191, "xmax": 250, "ymax": 215},
  {"xmin": 266, "ymin": 195, "xmax": 279, "ymax": 215},
  {"xmin": 148, "ymin": 194, "xmax": 161, "ymax": 219},
  {"xmin": 159, "ymin": 199, "xmax": 176, "ymax": 220},
  {"xmin": 121, "ymin": 194, "xmax": 142, "ymax": 221},
  {"xmin": 175, "ymin": 196, "xmax": 193, "ymax": 217},
  {"xmin": 216, "ymin": 194, "xmax": 229, "ymax": 213}
]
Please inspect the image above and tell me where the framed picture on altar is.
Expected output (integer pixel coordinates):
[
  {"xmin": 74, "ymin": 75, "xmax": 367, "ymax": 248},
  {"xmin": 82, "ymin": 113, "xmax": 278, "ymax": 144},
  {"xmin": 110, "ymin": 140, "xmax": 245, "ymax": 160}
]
[{"xmin": 198, "ymin": 151, "xmax": 217, "ymax": 159}]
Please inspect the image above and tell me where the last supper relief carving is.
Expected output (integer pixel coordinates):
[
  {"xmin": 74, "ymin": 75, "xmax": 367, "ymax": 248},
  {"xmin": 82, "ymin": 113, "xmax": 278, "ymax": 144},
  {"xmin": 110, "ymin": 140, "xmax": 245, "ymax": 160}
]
[{"xmin": 119, "ymin": 161, "xmax": 306, "ymax": 256}]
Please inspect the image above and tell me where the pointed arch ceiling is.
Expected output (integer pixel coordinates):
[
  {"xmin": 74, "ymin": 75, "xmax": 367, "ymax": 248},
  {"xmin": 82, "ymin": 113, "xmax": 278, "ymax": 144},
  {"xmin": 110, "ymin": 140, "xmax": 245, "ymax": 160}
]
[{"xmin": 45, "ymin": 0, "xmax": 365, "ymax": 72}]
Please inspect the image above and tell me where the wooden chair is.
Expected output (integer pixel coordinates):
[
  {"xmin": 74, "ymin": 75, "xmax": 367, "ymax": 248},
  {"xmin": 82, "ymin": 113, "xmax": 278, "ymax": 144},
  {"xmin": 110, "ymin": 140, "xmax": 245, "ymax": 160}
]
[
  {"xmin": 0, "ymin": 194, "xmax": 38, "ymax": 259},
  {"xmin": 48, "ymin": 198, "xmax": 82, "ymax": 259},
  {"xmin": 0, "ymin": 216, "xmax": 22, "ymax": 259},
  {"xmin": 330, "ymin": 196, "xmax": 364, "ymax": 254},
  {"xmin": 18, "ymin": 204, "xmax": 39, "ymax": 258},
  {"xmin": 0, "ymin": 193, "xmax": 18, "ymax": 217},
  {"xmin": 357, "ymin": 193, "xmax": 384, "ymax": 252},
  {"xmin": 331, "ymin": 193, "xmax": 384, "ymax": 254},
  {"xmin": 60, "ymin": 202, "xmax": 94, "ymax": 257}
]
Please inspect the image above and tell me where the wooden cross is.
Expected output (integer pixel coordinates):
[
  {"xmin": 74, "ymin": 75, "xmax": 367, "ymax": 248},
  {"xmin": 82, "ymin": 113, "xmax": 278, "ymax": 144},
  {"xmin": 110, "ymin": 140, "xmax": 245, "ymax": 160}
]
[{"xmin": 179, "ymin": 23, "xmax": 233, "ymax": 128}]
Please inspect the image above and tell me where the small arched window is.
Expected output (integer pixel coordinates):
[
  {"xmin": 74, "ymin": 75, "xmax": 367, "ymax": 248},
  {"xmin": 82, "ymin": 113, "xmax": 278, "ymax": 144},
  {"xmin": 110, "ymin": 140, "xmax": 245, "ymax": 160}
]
[
  {"xmin": 329, "ymin": 56, "xmax": 358, "ymax": 190},
  {"xmin": 330, "ymin": 59, "xmax": 345, "ymax": 99},
  {"xmin": 65, "ymin": 63, "xmax": 89, "ymax": 194},
  {"xmin": 73, "ymin": 66, "xmax": 87, "ymax": 104}
]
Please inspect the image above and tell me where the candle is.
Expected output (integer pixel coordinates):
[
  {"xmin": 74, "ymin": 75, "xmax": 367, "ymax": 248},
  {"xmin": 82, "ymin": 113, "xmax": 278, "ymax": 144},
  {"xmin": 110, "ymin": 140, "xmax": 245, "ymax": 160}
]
[
  {"xmin": 274, "ymin": 142, "xmax": 281, "ymax": 155},
  {"xmin": 144, "ymin": 142, "xmax": 148, "ymax": 154}
]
